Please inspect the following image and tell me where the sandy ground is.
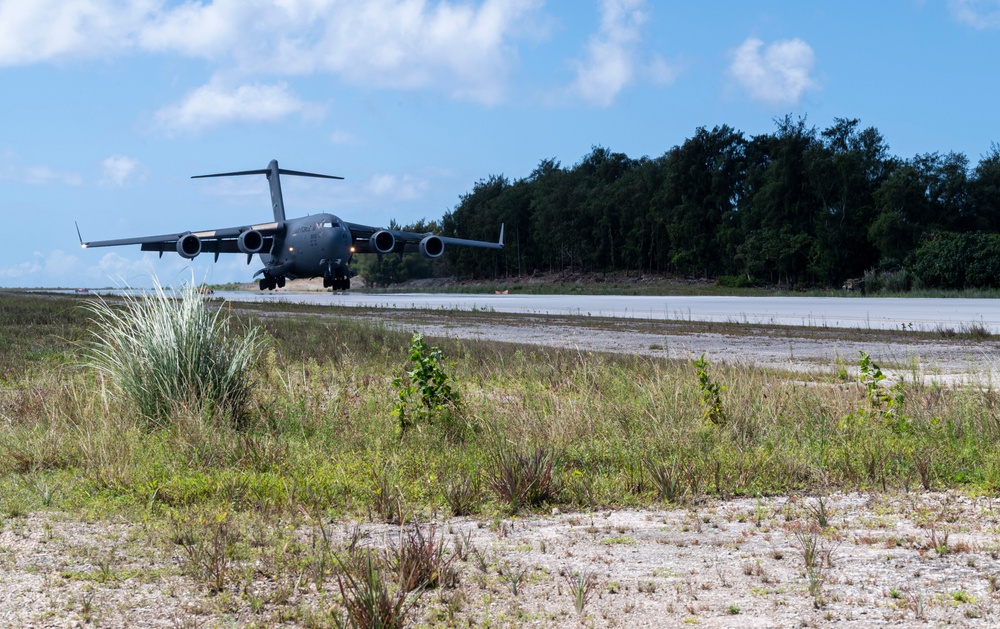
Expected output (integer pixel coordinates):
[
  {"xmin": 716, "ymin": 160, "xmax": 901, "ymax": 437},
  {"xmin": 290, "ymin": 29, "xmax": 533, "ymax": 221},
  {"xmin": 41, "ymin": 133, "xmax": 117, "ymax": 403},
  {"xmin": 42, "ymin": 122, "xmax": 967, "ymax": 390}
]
[{"xmin": 4, "ymin": 493, "xmax": 1000, "ymax": 627}]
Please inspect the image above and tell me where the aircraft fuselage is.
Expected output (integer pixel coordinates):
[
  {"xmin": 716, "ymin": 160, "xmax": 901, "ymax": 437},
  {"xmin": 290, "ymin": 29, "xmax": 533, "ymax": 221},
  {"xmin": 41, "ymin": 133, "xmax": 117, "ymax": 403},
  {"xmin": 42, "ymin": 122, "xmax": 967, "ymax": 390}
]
[{"xmin": 261, "ymin": 213, "xmax": 355, "ymax": 290}]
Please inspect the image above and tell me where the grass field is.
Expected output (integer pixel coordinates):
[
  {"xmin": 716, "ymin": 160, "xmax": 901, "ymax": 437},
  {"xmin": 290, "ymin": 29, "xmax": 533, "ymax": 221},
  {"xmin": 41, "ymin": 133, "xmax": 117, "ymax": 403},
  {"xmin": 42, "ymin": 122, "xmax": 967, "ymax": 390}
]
[{"xmin": 1, "ymin": 289, "xmax": 998, "ymax": 625}]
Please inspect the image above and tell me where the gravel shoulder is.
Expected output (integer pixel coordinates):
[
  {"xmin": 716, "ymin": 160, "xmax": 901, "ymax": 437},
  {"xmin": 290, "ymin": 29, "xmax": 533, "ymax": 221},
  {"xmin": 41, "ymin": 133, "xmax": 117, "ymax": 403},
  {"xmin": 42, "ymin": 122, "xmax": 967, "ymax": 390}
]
[
  {"xmin": 5, "ymin": 493, "xmax": 1000, "ymax": 627},
  {"xmin": 333, "ymin": 306, "xmax": 1000, "ymax": 387}
]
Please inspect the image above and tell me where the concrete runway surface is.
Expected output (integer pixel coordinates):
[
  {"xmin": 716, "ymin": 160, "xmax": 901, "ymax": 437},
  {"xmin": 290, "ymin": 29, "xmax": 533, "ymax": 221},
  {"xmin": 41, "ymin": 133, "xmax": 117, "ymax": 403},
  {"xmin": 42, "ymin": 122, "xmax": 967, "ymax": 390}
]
[{"xmin": 216, "ymin": 291, "xmax": 1000, "ymax": 333}]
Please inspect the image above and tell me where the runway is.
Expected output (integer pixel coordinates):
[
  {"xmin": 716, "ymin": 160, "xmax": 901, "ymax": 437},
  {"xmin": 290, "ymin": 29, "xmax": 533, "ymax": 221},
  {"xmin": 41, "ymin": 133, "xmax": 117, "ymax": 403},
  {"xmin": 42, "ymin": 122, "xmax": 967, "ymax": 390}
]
[{"xmin": 215, "ymin": 291, "xmax": 1000, "ymax": 333}]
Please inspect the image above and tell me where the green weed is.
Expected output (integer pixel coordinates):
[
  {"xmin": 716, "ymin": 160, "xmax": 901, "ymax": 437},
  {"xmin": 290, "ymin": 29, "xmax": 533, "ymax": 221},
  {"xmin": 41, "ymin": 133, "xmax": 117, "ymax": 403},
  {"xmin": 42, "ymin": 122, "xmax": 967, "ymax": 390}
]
[
  {"xmin": 693, "ymin": 354, "xmax": 727, "ymax": 425},
  {"xmin": 333, "ymin": 551, "xmax": 420, "ymax": 629},
  {"xmin": 392, "ymin": 332, "xmax": 464, "ymax": 439},
  {"xmin": 386, "ymin": 522, "xmax": 455, "ymax": 592},
  {"xmin": 171, "ymin": 509, "xmax": 239, "ymax": 593},
  {"xmin": 846, "ymin": 351, "xmax": 909, "ymax": 433},
  {"xmin": 488, "ymin": 444, "xmax": 558, "ymax": 513},
  {"xmin": 565, "ymin": 570, "xmax": 598, "ymax": 614}
]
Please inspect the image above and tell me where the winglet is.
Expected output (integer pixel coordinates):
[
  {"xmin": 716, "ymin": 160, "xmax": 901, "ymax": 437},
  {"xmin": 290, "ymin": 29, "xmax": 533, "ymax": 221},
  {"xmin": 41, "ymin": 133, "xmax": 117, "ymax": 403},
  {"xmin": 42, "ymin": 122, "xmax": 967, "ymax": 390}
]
[
  {"xmin": 76, "ymin": 222, "xmax": 87, "ymax": 248},
  {"xmin": 499, "ymin": 223, "xmax": 505, "ymax": 248}
]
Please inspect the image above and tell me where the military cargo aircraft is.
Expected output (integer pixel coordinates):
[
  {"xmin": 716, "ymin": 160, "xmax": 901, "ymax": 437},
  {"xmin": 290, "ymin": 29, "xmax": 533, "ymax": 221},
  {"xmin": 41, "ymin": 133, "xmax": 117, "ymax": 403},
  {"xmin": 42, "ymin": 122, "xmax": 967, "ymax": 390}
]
[{"xmin": 79, "ymin": 160, "xmax": 503, "ymax": 290}]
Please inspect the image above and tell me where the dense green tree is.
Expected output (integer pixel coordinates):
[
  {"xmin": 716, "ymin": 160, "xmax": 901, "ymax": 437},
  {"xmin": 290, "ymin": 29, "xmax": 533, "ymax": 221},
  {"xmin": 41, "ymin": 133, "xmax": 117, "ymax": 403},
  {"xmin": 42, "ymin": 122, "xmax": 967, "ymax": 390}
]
[
  {"xmin": 661, "ymin": 125, "xmax": 745, "ymax": 277},
  {"xmin": 359, "ymin": 118, "xmax": 998, "ymax": 291},
  {"xmin": 807, "ymin": 119, "xmax": 890, "ymax": 283},
  {"xmin": 970, "ymin": 143, "xmax": 1000, "ymax": 231}
]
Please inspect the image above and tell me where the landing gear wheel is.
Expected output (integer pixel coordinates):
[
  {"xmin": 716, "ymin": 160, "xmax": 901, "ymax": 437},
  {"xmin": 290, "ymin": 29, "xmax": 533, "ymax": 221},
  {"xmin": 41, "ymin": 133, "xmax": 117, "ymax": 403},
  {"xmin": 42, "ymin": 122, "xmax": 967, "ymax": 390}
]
[{"xmin": 277, "ymin": 276, "xmax": 285, "ymax": 288}]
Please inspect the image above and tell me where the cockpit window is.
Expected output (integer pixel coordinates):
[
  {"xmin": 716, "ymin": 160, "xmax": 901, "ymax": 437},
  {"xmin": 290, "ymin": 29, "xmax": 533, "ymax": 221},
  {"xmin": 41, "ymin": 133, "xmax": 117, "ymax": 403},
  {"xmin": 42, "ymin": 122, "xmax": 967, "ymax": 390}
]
[{"xmin": 320, "ymin": 221, "xmax": 334, "ymax": 229}]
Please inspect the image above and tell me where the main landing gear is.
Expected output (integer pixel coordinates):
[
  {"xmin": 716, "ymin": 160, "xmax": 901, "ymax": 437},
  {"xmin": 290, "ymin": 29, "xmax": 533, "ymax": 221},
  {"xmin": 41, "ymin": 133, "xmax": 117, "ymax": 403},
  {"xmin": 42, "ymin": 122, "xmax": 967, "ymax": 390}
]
[
  {"xmin": 258, "ymin": 273, "xmax": 286, "ymax": 291},
  {"xmin": 323, "ymin": 275, "xmax": 350, "ymax": 291}
]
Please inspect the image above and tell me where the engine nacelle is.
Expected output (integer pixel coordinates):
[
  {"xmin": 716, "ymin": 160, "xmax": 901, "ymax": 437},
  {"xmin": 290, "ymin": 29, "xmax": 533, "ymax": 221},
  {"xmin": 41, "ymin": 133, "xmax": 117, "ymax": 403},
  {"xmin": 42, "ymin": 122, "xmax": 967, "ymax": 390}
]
[
  {"xmin": 418, "ymin": 235, "xmax": 445, "ymax": 259},
  {"xmin": 237, "ymin": 229, "xmax": 264, "ymax": 254},
  {"xmin": 371, "ymin": 230, "xmax": 396, "ymax": 254},
  {"xmin": 177, "ymin": 233, "xmax": 202, "ymax": 259}
]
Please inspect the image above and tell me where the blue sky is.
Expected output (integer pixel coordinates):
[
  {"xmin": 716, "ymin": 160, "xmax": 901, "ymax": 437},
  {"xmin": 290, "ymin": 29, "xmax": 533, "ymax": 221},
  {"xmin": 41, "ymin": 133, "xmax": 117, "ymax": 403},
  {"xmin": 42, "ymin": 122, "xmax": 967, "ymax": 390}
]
[{"xmin": 2, "ymin": 0, "xmax": 999, "ymax": 288}]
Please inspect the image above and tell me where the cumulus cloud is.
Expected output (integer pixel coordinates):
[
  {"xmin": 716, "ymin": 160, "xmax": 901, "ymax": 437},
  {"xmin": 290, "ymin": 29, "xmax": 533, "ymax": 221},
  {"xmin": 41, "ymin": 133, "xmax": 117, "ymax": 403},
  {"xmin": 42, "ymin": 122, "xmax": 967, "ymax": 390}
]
[
  {"xmin": 0, "ymin": 151, "xmax": 82, "ymax": 185},
  {"xmin": 0, "ymin": 249, "xmax": 84, "ymax": 285},
  {"xmin": 0, "ymin": 258, "xmax": 42, "ymax": 279},
  {"xmin": 100, "ymin": 155, "xmax": 141, "ymax": 188},
  {"xmin": 0, "ymin": 0, "xmax": 540, "ymax": 106},
  {"xmin": 154, "ymin": 79, "xmax": 313, "ymax": 133},
  {"xmin": 366, "ymin": 173, "xmax": 429, "ymax": 201},
  {"xmin": 949, "ymin": 0, "xmax": 1000, "ymax": 28},
  {"xmin": 0, "ymin": 0, "xmax": 151, "ymax": 65},
  {"xmin": 729, "ymin": 36, "xmax": 817, "ymax": 105},
  {"xmin": 571, "ymin": 0, "xmax": 648, "ymax": 106}
]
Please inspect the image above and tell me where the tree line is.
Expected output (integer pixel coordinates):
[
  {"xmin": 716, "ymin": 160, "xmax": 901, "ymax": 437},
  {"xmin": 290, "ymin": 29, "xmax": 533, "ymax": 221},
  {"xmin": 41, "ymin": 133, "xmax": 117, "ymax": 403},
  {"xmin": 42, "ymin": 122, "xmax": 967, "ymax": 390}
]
[{"xmin": 368, "ymin": 116, "xmax": 1000, "ymax": 290}]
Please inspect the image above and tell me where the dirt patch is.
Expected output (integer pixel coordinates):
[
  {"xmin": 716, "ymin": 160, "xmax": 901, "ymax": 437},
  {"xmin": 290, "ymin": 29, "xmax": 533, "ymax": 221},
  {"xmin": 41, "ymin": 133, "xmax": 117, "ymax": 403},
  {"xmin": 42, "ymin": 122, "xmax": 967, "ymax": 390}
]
[{"xmin": 4, "ymin": 493, "xmax": 1000, "ymax": 627}]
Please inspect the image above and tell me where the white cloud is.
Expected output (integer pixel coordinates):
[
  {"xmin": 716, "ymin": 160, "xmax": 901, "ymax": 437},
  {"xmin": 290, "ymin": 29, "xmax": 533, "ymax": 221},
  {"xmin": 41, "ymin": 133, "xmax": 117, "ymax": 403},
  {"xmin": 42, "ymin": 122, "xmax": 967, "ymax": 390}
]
[
  {"xmin": 0, "ymin": 0, "xmax": 541, "ymax": 105},
  {"xmin": 23, "ymin": 165, "xmax": 83, "ymax": 186},
  {"xmin": 950, "ymin": 0, "xmax": 1000, "ymax": 28},
  {"xmin": 647, "ymin": 54, "xmax": 681, "ymax": 86},
  {"xmin": 155, "ymin": 79, "xmax": 313, "ymax": 133},
  {"xmin": 100, "ymin": 155, "xmax": 141, "ymax": 188},
  {"xmin": 0, "ymin": 152, "xmax": 81, "ymax": 185},
  {"xmin": 0, "ymin": 152, "xmax": 82, "ymax": 185},
  {"xmin": 309, "ymin": 0, "xmax": 540, "ymax": 104},
  {"xmin": 330, "ymin": 130, "xmax": 360, "ymax": 145},
  {"xmin": 571, "ymin": 0, "xmax": 648, "ymax": 106},
  {"xmin": 0, "ymin": 258, "xmax": 42, "ymax": 279},
  {"xmin": 728, "ymin": 36, "xmax": 817, "ymax": 106},
  {"xmin": 0, "ymin": 0, "xmax": 152, "ymax": 65},
  {"xmin": 366, "ymin": 173, "xmax": 429, "ymax": 201}
]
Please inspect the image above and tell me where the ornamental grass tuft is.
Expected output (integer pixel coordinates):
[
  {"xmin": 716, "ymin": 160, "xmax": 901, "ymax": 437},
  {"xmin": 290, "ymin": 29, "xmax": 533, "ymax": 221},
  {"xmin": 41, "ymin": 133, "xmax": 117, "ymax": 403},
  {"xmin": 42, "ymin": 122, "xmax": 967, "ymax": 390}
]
[{"xmin": 83, "ymin": 279, "xmax": 265, "ymax": 428}]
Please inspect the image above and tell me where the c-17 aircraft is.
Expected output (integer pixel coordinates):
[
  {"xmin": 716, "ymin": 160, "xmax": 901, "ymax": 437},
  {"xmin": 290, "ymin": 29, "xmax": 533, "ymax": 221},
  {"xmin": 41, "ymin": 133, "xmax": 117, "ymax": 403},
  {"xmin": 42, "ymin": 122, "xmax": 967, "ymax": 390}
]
[{"xmin": 79, "ymin": 159, "xmax": 503, "ymax": 291}]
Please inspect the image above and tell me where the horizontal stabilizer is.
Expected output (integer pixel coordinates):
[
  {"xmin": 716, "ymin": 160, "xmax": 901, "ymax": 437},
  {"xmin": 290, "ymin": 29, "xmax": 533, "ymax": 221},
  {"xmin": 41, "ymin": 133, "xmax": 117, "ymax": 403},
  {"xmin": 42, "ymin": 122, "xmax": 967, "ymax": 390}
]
[{"xmin": 193, "ymin": 168, "xmax": 343, "ymax": 180}]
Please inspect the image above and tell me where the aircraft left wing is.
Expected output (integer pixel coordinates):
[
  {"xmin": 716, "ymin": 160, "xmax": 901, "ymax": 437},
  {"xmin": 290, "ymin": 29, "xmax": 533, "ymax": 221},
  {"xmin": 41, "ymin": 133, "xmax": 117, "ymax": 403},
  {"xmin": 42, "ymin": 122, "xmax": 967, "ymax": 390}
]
[
  {"xmin": 345, "ymin": 222, "xmax": 504, "ymax": 257},
  {"xmin": 78, "ymin": 221, "xmax": 283, "ymax": 261}
]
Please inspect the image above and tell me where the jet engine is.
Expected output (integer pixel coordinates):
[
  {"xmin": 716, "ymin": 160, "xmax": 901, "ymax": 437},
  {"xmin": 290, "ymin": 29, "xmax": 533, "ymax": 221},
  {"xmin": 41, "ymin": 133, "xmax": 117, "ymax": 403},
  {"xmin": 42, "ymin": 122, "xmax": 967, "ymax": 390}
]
[
  {"xmin": 177, "ymin": 233, "xmax": 202, "ymax": 259},
  {"xmin": 418, "ymin": 235, "xmax": 445, "ymax": 259},
  {"xmin": 371, "ymin": 230, "xmax": 396, "ymax": 254},
  {"xmin": 237, "ymin": 229, "xmax": 264, "ymax": 254}
]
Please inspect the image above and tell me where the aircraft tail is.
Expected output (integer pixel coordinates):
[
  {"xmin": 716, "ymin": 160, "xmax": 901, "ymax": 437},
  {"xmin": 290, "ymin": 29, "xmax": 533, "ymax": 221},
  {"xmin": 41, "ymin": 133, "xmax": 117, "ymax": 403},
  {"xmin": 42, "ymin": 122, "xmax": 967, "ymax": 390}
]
[{"xmin": 192, "ymin": 160, "xmax": 344, "ymax": 223}]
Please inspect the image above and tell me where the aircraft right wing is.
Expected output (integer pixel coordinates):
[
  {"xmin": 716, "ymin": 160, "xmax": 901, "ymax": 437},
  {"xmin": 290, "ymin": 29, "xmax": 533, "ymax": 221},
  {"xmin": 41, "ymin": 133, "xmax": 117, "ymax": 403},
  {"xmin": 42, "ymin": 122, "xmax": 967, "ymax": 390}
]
[{"xmin": 345, "ymin": 222, "xmax": 504, "ymax": 257}]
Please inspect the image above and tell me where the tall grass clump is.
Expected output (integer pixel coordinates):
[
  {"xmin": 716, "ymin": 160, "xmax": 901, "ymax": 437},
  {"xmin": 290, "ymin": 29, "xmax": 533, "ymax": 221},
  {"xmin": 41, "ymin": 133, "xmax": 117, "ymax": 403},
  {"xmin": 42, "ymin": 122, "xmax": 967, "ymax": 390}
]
[{"xmin": 83, "ymin": 279, "xmax": 266, "ymax": 427}]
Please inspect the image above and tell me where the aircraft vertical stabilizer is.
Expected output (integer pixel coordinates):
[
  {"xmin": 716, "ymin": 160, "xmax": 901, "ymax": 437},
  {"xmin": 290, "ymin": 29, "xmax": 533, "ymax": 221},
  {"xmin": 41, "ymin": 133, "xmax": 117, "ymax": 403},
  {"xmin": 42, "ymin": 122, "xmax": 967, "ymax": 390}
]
[{"xmin": 266, "ymin": 160, "xmax": 286, "ymax": 222}]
